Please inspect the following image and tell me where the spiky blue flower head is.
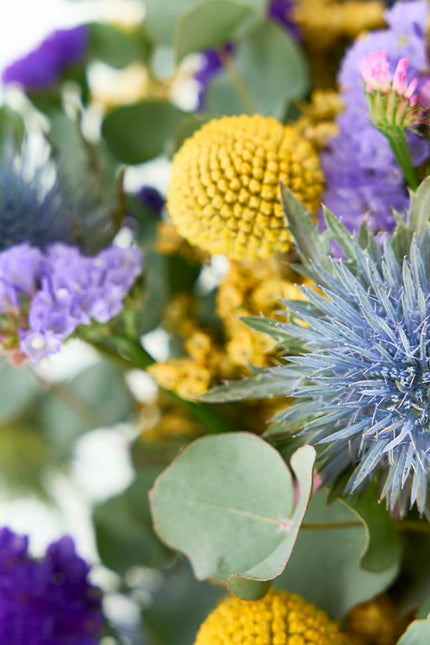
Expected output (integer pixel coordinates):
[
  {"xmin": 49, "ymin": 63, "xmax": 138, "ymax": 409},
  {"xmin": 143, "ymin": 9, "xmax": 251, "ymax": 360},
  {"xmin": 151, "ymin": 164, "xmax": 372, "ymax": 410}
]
[
  {"xmin": 0, "ymin": 142, "xmax": 77, "ymax": 251},
  {"xmin": 204, "ymin": 184, "xmax": 430, "ymax": 516}
]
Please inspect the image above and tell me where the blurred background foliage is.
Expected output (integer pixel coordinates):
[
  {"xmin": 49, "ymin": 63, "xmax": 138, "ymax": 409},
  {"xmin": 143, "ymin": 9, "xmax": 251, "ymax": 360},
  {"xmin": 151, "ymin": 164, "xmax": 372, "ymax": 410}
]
[{"xmin": 1, "ymin": 1, "xmax": 429, "ymax": 644}]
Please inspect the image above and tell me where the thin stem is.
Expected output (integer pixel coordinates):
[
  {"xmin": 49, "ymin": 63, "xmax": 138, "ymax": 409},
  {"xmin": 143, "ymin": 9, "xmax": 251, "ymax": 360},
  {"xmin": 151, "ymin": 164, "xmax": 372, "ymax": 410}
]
[
  {"xmin": 379, "ymin": 125, "xmax": 418, "ymax": 190},
  {"xmin": 218, "ymin": 49, "xmax": 257, "ymax": 114},
  {"xmin": 80, "ymin": 332, "xmax": 231, "ymax": 435},
  {"xmin": 301, "ymin": 520, "xmax": 430, "ymax": 534}
]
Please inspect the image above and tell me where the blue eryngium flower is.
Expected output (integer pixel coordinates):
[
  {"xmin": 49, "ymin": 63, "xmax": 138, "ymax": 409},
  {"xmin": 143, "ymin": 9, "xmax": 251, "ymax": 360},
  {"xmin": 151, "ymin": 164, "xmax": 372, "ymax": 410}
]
[
  {"xmin": 0, "ymin": 143, "xmax": 76, "ymax": 251},
  {"xmin": 203, "ymin": 187, "xmax": 430, "ymax": 515},
  {"xmin": 278, "ymin": 237, "xmax": 430, "ymax": 515}
]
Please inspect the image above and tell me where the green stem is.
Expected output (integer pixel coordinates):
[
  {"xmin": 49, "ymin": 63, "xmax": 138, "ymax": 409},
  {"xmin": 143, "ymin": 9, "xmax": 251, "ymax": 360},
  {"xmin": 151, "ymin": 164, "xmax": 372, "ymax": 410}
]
[
  {"xmin": 80, "ymin": 332, "xmax": 231, "ymax": 435},
  {"xmin": 379, "ymin": 125, "xmax": 418, "ymax": 190},
  {"xmin": 218, "ymin": 49, "xmax": 257, "ymax": 114},
  {"xmin": 301, "ymin": 520, "xmax": 430, "ymax": 534}
]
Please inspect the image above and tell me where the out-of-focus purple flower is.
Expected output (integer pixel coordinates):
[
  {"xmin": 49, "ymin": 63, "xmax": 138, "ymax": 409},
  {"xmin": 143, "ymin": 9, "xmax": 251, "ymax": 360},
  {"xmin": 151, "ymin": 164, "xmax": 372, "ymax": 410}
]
[
  {"xmin": 0, "ymin": 241, "xmax": 143, "ymax": 364},
  {"xmin": 195, "ymin": 44, "xmax": 235, "ymax": 110},
  {"xmin": 137, "ymin": 186, "xmax": 165, "ymax": 217},
  {"xmin": 0, "ymin": 527, "xmax": 103, "ymax": 645},
  {"xmin": 2, "ymin": 25, "xmax": 88, "ymax": 90},
  {"xmin": 320, "ymin": 0, "xmax": 430, "ymax": 234},
  {"xmin": 267, "ymin": 0, "xmax": 300, "ymax": 40}
]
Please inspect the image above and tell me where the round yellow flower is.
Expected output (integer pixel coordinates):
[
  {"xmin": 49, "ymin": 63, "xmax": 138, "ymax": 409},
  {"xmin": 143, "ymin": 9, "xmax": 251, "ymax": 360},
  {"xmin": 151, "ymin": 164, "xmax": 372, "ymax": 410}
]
[
  {"xmin": 194, "ymin": 588, "xmax": 351, "ymax": 645},
  {"xmin": 167, "ymin": 115, "xmax": 324, "ymax": 261}
]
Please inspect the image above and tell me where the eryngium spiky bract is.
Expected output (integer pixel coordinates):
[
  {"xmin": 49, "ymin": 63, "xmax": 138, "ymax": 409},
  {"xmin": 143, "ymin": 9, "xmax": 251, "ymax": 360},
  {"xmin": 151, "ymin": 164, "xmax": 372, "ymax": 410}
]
[{"xmin": 0, "ymin": 134, "xmax": 119, "ymax": 254}]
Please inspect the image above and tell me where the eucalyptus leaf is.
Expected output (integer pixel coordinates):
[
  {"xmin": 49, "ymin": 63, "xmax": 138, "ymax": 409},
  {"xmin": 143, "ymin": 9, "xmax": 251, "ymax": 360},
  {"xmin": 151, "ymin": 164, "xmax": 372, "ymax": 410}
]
[
  {"xmin": 144, "ymin": 0, "xmax": 264, "ymax": 45},
  {"xmin": 346, "ymin": 487, "xmax": 401, "ymax": 573},
  {"xmin": 397, "ymin": 617, "xmax": 430, "ymax": 644},
  {"xmin": 0, "ymin": 362, "xmax": 39, "ymax": 423},
  {"xmin": 150, "ymin": 434, "xmax": 315, "ymax": 595},
  {"xmin": 102, "ymin": 101, "xmax": 186, "ymax": 164},
  {"xmin": 174, "ymin": 1, "xmax": 252, "ymax": 62},
  {"xmin": 205, "ymin": 20, "xmax": 309, "ymax": 117},
  {"xmin": 88, "ymin": 22, "xmax": 151, "ymax": 68},
  {"xmin": 276, "ymin": 490, "xmax": 399, "ymax": 617}
]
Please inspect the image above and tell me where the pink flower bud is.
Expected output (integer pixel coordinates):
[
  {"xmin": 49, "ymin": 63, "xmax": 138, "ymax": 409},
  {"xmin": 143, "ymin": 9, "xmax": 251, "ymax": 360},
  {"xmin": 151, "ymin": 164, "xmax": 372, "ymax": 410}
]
[{"xmin": 358, "ymin": 50, "xmax": 391, "ymax": 92}]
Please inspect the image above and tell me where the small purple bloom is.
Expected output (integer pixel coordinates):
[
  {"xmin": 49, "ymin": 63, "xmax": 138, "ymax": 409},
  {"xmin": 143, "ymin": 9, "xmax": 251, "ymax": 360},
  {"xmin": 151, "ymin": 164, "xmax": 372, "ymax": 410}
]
[
  {"xmin": 195, "ymin": 44, "xmax": 234, "ymax": 111},
  {"xmin": 0, "ymin": 240, "xmax": 143, "ymax": 364},
  {"xmin": 137, "ymin": 186, "xmax": 165, "ymax": 217},
  {"xmin": 0, "ymin": 527, "xmax": 103, "ymax": 645},
  {"xmin": 2, "ymin": 26, "xmax": 88, "ymax": 90},
  {"xmin": 320, "ymin": 0, "xmax": 430, "ymax": 235},
  {"xmin": 267, "ymin": 0, "xmax": 300, "ymax": 40}
]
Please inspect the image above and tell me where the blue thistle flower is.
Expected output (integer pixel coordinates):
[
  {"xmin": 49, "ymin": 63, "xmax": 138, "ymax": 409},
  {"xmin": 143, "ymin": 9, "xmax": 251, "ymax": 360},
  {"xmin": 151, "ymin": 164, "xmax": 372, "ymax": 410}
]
[
  {"xmin": 275, "ymin": 235, "xmax": 430, "ymax": 515},
  {"xmin": 203, "ymin": 186, "xmax": 430, "ymax": 516},
  {"xmin": 0, "ymin": 143, "xmax": 77, "ymax": 251}
]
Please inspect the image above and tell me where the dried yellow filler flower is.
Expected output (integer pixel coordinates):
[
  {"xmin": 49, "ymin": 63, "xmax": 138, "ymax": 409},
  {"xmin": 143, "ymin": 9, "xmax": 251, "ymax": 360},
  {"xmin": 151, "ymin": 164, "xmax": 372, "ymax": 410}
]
[
  {"xmin": 194, "ymin": 588, "xmax": 352, "ymax": 645},
  {"xmin": 167, "ymin": 114, "xmax": 324, "ymax": 261}
]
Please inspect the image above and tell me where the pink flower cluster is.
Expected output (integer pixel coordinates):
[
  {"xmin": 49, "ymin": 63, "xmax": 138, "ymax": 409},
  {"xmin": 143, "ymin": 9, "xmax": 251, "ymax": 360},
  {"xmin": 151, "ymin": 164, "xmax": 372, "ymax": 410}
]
[{"xmin": 358, "ymin": 49, "xmax": 429, "ymax": 128}]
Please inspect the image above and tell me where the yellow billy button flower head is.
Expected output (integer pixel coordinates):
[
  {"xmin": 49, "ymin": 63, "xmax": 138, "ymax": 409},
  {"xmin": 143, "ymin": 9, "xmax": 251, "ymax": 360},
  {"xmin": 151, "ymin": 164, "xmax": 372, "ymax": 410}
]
[
  {"xmin": 194, "ymin": 589, "xmax": 351, "ymax": 645},
  {"xmin": 167, "ymin": 115, "xmax": 324, "ymax": 261}
]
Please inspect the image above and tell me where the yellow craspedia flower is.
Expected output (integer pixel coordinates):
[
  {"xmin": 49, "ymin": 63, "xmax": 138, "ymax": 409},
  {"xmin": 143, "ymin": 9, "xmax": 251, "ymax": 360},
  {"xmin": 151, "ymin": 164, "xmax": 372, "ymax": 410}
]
[
  {"xmin": 194, "ymin": 589, "xmax": 352, "ymax": 645},
  {"xmin": 167, "ymin": 115, "xmax": 324, "ymax": 261}
]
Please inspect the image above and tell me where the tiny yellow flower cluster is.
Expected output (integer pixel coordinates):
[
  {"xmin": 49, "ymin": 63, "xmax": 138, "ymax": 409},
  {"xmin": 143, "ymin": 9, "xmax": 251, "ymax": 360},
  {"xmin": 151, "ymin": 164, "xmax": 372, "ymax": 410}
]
[
  {"xmin": 344, "ymin": 595, "xmax": 406, "ymax": 645},
  {"xmin": 295, "ymin": 90, "xmax": 344, "ymax": 150},
  {"xmin": 148, "ymin": 256, "xmax": 310, "ymax": 400},
  {"xmin": 194, "ymin": 589, "xmax": 351, "ymax": 645},
  {"xmin": 217, "ymin": 258, "xmax": 308, "ymax": 369},
  {"xmin": 293, "ymin": 1, "xmax": 385, "ymax": 52},
  {"xmin": 167, "ymin": 115, "xmax": 324, "ymax": 261},
  {"xmin": 138, "ymin": 391, "xmax": 201, "ymax": 442}
]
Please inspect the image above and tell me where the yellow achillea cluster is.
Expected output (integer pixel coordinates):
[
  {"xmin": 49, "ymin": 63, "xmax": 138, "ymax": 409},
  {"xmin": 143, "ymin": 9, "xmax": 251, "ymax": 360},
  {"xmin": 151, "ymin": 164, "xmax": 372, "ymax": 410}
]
[
  {"xmin": 295, "ymin": 90, "xmax": 344, "ymax": 150},
  {"xmin": 293, "ymin": 0, "xmax": 385, "ymax": 51},
  {"xmin": 194, "ymin": 589, "xmax": 351, "ymax": 645},
  {"xmin": 344, "ymin": 596, "xmax": 407, "ymax": 645},
  {"xmin": 217, "ymin": 258, "xmax": 308, "ymax": 369},
  {"xmin": 148, "ymin": 257, "xmax": 310, "ymax": 399},
  {"xmin": 167, "ymin": 114, "xmax": 324, "ymax": 261}
]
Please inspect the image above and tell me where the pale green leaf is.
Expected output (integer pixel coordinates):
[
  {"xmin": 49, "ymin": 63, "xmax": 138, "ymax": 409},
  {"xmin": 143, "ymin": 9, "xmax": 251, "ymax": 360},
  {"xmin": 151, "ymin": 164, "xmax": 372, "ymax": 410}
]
[
  {"xmin": 174, "ymin": 1, "xmax": 253, "ymax": 62},
  {"xmin": 397, "ymin": 617, "xmax": 430, "ymax": 644},
  {"xmin": 276, "ymin": 490, "xmax": 399, "ymax": 617},
  {"xmin": 346, "ymin": 487, "xmax": 401, "ymax": 573},
  {"xmin": 102, "ymin": 101, "xmax": 186, "ymax": 164},
  {"xmin": 205, "ymin": 20, "xmax": 309, "ymax": 118},
  {"xmin": 150, "ymin": 434, "xmax": 315, "ymax": 594}
]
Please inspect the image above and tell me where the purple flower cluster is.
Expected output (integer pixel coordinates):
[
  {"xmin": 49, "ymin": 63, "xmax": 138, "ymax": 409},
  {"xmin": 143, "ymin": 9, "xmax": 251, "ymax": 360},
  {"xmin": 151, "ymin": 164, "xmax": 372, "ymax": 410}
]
[
  {"xmin": 320, "ymin": 1, "xmax": 430, "ymax": 233},
  {"xmin": 2, "ymin": 26, "xmax": 88, "ymax": 90},
  {"xmin": 0, "ymin": 527, "xmax": 103, "ymax": 645},
  {"xmin": 0, "ymin": 241, "xmax": 142, "ymax": 364}
]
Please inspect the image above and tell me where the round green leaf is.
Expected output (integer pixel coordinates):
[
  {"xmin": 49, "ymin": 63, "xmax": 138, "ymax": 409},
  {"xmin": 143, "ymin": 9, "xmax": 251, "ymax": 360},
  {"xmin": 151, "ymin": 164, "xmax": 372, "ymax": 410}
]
[
  {"xmin": 276, "ymin": 490, "xmax": 399, "ymax": 617},
  {"xmin": 397, "ymin": 617, "xmax": 430, "ymax": 644},
  {"xmin": 174, "ymin": 1, "xmax": 253, "ymax": 62},
  {"xmin": 205, "ymin": 19, "xmax": 309, "ymax": 118},
  {"xmin": 102, "ymin": 101, "xmax": 186, "ymax": 164},
  {"xmin": 150, "ymin": 433, "xmax": 315, "ymax": 591},
  {"xmin": 88, "ymin": 22, "xmax": 151, "ymax": 68},
  {"xmin": 347, "ymin": 486, "xmax": 401, "ymax": 573}
]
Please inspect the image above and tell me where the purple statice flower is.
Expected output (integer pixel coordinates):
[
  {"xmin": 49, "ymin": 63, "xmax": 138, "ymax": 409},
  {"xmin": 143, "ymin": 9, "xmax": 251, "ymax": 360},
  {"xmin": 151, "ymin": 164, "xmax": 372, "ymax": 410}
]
[
  {"xmin": 320, "ymin": 0, "xmax": 430, "ymax": 234},
  {"xmin": 0, "ymin": 240, "xmax": 142, "ymax": 364},
  {"xmin": 2, "ymin": 25, "xmax": 88, "ymax": 90},
  {"xmin": 194, "ymin": 44, "xmax": 235, "ymax": 110},
  {"xmin": 137, "ymin": 186, "xmax": 165, "ymax": 217},
  {"xmin": 0, "ymin": 527, "xmax": 103, "ymax": 645}
]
